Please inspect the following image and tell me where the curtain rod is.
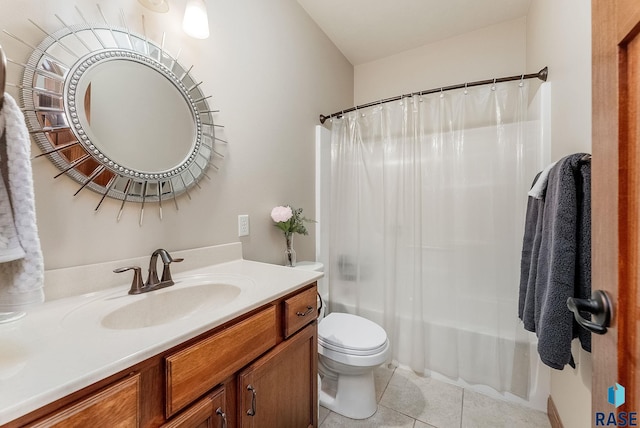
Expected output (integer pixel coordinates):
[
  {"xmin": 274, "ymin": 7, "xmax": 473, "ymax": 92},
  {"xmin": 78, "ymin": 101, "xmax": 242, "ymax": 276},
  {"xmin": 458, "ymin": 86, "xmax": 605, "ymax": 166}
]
[{"xmin": 319, "ymin": 66, "xmax": 548, "ymax": 124}]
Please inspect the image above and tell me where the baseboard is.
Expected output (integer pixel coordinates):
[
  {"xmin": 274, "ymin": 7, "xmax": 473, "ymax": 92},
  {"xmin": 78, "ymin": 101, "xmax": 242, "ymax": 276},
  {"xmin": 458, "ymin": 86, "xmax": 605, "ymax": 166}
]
[{"xmin": 548, "ymin": 395, "xmax": 564, "ymax": 428}]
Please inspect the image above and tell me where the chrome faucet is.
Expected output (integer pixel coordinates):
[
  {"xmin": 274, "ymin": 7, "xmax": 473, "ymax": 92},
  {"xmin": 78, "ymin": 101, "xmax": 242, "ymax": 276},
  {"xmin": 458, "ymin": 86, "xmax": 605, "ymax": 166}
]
[{"xmin": 114, "ymin": 248, "xmax": 184, "ymax": 295}]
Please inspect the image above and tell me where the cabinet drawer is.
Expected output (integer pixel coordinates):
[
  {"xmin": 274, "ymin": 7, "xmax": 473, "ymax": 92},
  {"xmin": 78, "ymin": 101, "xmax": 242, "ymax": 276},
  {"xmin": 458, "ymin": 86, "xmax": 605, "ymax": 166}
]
[
  {"xmin": 29, "ymin": 374, "xmax": 140, "ymax": 427},
  {"xmin": 283, "ymin": 284, "xmax": 317, "ymax": 338},
  {"xmin": 165, "ymin": 306, "xmax": 277, "ymax": 417},
  {"xmin": 161, "ymin": 387, "xmax": 226, "ymax": 428}
]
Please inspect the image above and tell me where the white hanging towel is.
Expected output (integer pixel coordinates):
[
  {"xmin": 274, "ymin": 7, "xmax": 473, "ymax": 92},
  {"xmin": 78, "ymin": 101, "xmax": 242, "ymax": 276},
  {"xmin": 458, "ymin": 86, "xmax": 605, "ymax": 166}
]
[
  {"xmin": 527, "ymin": 160, "xmax": 558, "ymax": 199},
  {"xmin": 0, "ymin": 93, "xmax": 44, "ymax": 311},
  {"xmin": 0, "ymin": 130, "xmax": 24, "ymax": 262}
]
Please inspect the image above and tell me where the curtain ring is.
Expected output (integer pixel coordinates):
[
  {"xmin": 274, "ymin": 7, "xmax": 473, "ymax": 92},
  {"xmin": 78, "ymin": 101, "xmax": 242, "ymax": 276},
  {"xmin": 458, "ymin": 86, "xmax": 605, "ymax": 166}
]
[
  {"xmin": 464, "ymin": 82, "xmax": 468, "ymax": 95},
  {"xmin": 440, "ymin": 87, "xmax": 444, "ymax": 99},
  {"xmin": 491, "ymin": 78, "xmax": 496, "ymax": 91},
  {"xmin": 519, "ymin": 74, "xmax": 525, "ymax": 87}
]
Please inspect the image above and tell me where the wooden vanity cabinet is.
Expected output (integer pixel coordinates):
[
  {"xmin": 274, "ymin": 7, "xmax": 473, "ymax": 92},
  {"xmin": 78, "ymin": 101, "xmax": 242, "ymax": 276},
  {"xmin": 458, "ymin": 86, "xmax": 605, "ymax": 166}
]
[
  {"xmin": 167, "ymin": 281, "xmax": 318, "ymax": 428},
  {"xmin": 3, "ymin": 282, "xmax": 317, "ymax": 428}
]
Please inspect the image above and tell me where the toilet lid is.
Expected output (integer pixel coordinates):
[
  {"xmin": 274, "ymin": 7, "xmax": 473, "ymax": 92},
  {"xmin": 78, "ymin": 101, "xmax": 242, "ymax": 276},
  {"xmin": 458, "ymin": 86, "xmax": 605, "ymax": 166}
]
[{"xmin": 318, "ymin": 313, "xmax": 388, "ymax": 355}]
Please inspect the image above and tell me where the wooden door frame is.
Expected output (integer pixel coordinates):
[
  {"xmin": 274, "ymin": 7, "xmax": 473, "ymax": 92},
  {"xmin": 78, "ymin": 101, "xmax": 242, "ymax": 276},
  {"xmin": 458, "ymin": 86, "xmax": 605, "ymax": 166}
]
[
  {"xmin": 592, "ymin": 0, "xmax": 619, "ymax": 416},
  {"xmin": 592, "ymin": 0, "xmax": 640, "ymax": 419}
]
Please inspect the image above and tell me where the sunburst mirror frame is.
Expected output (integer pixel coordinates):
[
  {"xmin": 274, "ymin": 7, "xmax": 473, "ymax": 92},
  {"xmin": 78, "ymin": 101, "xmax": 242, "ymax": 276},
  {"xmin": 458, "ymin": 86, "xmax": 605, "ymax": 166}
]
[{"xmin": 5, "ymin": 5, "xmax": 225, "ymax": 224}]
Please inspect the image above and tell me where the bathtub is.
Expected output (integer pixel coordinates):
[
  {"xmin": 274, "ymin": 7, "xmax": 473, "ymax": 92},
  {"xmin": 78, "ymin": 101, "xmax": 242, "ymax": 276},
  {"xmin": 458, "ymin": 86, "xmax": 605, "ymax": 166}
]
[{"xmin": 329, "ymin": 297, "xmax": 550, "ymax": 412}]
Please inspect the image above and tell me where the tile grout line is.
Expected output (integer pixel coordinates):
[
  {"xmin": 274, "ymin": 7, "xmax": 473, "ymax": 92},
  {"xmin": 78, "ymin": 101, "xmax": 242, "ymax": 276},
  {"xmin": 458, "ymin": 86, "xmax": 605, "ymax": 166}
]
[
  {"xmin": 378, "ymin": 366, "xmax": 422, "ymax": 426},
  {"xmin": 377, "ymin": 403, "xmax": 423, "ymax": 427},
  {"xmin": 377, "ymin": 364, "xmax": 397, "ymax": 403}
]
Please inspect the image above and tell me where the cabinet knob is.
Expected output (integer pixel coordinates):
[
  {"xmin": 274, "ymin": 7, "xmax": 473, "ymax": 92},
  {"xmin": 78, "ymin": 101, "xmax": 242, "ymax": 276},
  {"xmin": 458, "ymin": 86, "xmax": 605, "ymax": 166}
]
[
  {"xmin": 296, "ymin": 306, "xmax": 314, "ymax": 317},
  {"xmin": 246, "ymin": 384, "xmax": 257, "ymax": 416},
  {"xmin": 216, "ymin": 407, "xmax": 227, "ymax": 428}
]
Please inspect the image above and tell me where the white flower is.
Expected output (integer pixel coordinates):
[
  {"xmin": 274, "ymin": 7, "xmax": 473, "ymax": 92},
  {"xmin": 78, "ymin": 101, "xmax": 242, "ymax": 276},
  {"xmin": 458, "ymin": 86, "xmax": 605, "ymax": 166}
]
[{"xmin": 271, "ymin": 205, "xmax": 293, "ymax": 223}]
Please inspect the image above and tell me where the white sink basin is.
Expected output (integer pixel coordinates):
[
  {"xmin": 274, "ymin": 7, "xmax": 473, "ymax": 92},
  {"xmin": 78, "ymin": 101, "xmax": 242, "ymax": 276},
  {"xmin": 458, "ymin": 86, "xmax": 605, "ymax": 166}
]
[
  {"xmin": 61, "ymin": 274, "xmax": 252, "ymax": 330},
  {"xmin": 101, "ymin": 283, "xmax": 241, "ymax": 330}
]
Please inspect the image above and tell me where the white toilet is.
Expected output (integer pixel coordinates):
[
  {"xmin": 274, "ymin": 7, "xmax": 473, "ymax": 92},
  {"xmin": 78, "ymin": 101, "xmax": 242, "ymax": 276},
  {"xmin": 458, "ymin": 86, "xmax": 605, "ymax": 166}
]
[{"xmin": 294, "ymin": 262, "xmax": 391, "ymax": 420}]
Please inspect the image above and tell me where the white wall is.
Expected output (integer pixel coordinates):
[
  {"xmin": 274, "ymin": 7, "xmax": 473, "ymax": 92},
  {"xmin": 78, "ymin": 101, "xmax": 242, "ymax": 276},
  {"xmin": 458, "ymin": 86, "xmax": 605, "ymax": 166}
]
[
  {"xmin": 354, "ymin": 17, "xmax": 527, "ymax": 105},
  {"xmin": 527, "ymin": 0, "xmax": 592, "ymax": 161},
  {"xmin": 526, "ymin": 1, "xmax": 592, "ymax": 428},
  {"xmin": 0, "ymin": 0, "xmax": 352, "ymax": 272}
]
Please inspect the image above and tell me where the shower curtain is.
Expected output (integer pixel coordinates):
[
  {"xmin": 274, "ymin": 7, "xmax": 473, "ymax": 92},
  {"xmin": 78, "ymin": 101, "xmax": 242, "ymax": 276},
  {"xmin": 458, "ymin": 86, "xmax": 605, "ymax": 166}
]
[{"xmin": 328, "ymin": 80, "xmax": 541, "ymax": 397}]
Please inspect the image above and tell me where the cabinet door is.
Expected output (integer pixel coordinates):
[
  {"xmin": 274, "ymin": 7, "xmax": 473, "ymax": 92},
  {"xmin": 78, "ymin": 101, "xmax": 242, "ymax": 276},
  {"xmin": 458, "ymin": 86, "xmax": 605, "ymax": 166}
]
[
  {"xmin": 238, "ymin": 323, "xmax": 317, "ymax": 428},
  {"xmin": 161, "ymin": 387, "xmax": 227, "ymax": 428},
  {"xmin": 28, "ymin": 373, "xmax": 140, "ymax": 427}
]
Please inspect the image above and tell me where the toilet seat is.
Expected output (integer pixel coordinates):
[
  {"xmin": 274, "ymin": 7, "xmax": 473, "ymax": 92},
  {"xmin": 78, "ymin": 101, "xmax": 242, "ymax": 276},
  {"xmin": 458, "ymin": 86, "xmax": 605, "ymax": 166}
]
[{"xmin": 318, "ymin": 313, "xmax": 388, "ymax": 356}]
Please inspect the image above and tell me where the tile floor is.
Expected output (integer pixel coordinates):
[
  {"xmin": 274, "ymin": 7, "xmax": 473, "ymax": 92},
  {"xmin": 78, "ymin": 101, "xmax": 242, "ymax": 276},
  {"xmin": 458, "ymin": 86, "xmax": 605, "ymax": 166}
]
[{"xmin": 318, "ymin": 365, "xmax": 551, "ymax": 428}]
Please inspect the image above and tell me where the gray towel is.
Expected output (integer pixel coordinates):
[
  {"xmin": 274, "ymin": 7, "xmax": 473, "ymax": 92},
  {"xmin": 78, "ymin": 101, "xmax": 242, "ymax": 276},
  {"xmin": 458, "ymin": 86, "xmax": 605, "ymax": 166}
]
[
  {"xmin": 518, "ymin": 153, "xmax": 591, "ymax": 369},
  {"xmin": 574, "ymin": 156, "xmax": 591, "ymax": 353},
  {"xmin": 518, "ymin": 172, "xmax": 543, "ymax": 328}
]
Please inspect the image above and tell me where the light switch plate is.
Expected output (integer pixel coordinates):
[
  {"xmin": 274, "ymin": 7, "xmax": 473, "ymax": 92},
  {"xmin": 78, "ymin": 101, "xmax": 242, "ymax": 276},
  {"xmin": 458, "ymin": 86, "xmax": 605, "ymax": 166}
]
[{"xmin": 238, "ymin": 214, "xmax": 250, "ymax": 237}]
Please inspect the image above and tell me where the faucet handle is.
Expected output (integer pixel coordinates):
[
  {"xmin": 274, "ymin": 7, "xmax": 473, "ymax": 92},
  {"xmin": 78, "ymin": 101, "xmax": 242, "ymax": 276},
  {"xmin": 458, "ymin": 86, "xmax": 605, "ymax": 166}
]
[
  {"xmin": 114, "ymin": 266, "xmax": 145, "ymax": 295},
  {"xmin": 160, "ymin": 257, "xmax": 183, "ymax": 283}
]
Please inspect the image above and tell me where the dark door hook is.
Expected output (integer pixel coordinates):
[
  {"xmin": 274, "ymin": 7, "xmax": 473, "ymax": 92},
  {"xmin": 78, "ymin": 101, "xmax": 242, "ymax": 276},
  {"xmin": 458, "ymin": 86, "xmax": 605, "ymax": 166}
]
[{"xmin": 566, "ymin": 290, "xmax": 613, "ymax": 335}]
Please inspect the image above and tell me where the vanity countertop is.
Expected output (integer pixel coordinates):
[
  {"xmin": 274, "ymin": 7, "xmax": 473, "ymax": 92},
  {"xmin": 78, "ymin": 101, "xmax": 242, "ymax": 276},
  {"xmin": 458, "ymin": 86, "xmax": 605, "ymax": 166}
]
[{"xmin": 0, "ymin": 255, "xmax": 322, "ymax": 425}]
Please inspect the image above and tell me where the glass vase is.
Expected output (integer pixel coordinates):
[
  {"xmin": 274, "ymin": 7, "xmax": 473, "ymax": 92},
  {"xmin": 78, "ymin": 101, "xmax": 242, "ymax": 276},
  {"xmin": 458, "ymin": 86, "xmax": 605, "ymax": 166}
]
[{"xmin": 284, "ymin": 234, "xmax": 296, "ymax": 267}]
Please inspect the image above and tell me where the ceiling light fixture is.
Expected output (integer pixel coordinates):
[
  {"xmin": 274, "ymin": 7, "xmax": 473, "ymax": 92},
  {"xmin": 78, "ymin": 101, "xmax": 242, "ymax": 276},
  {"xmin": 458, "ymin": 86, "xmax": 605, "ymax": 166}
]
[
  {"xmin": 183, "ymin": 0, "xmax": 210, "ymax": 39},
  {"xmin": 137, "ymin": 0, "xmax": 170, "ymax": 13}
]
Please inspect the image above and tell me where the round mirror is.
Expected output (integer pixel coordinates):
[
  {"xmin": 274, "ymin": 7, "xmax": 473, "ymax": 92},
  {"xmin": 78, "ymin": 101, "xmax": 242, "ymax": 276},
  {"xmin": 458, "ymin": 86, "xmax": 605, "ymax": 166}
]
[{"xmin": 21, "ymin": 21, "xmax": 220, "ymax": 223}]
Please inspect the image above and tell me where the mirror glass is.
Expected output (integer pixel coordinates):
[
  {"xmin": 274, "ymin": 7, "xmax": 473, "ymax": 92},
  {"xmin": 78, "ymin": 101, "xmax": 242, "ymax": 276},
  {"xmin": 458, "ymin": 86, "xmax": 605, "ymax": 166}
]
[
  {"xmin": 21, "ymin": 22, "xmax": 219, "ymax": 223},
  {"xmin": 79, "ymin": 59, "xmax": 196, "ymax": 172}
]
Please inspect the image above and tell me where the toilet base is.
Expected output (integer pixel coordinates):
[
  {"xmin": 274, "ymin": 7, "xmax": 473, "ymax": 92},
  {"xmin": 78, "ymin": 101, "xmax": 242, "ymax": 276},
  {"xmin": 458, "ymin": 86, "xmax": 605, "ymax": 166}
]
[{"xmin": 319, "ymin": 369, "xmax": 377, "ymax": 419}]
